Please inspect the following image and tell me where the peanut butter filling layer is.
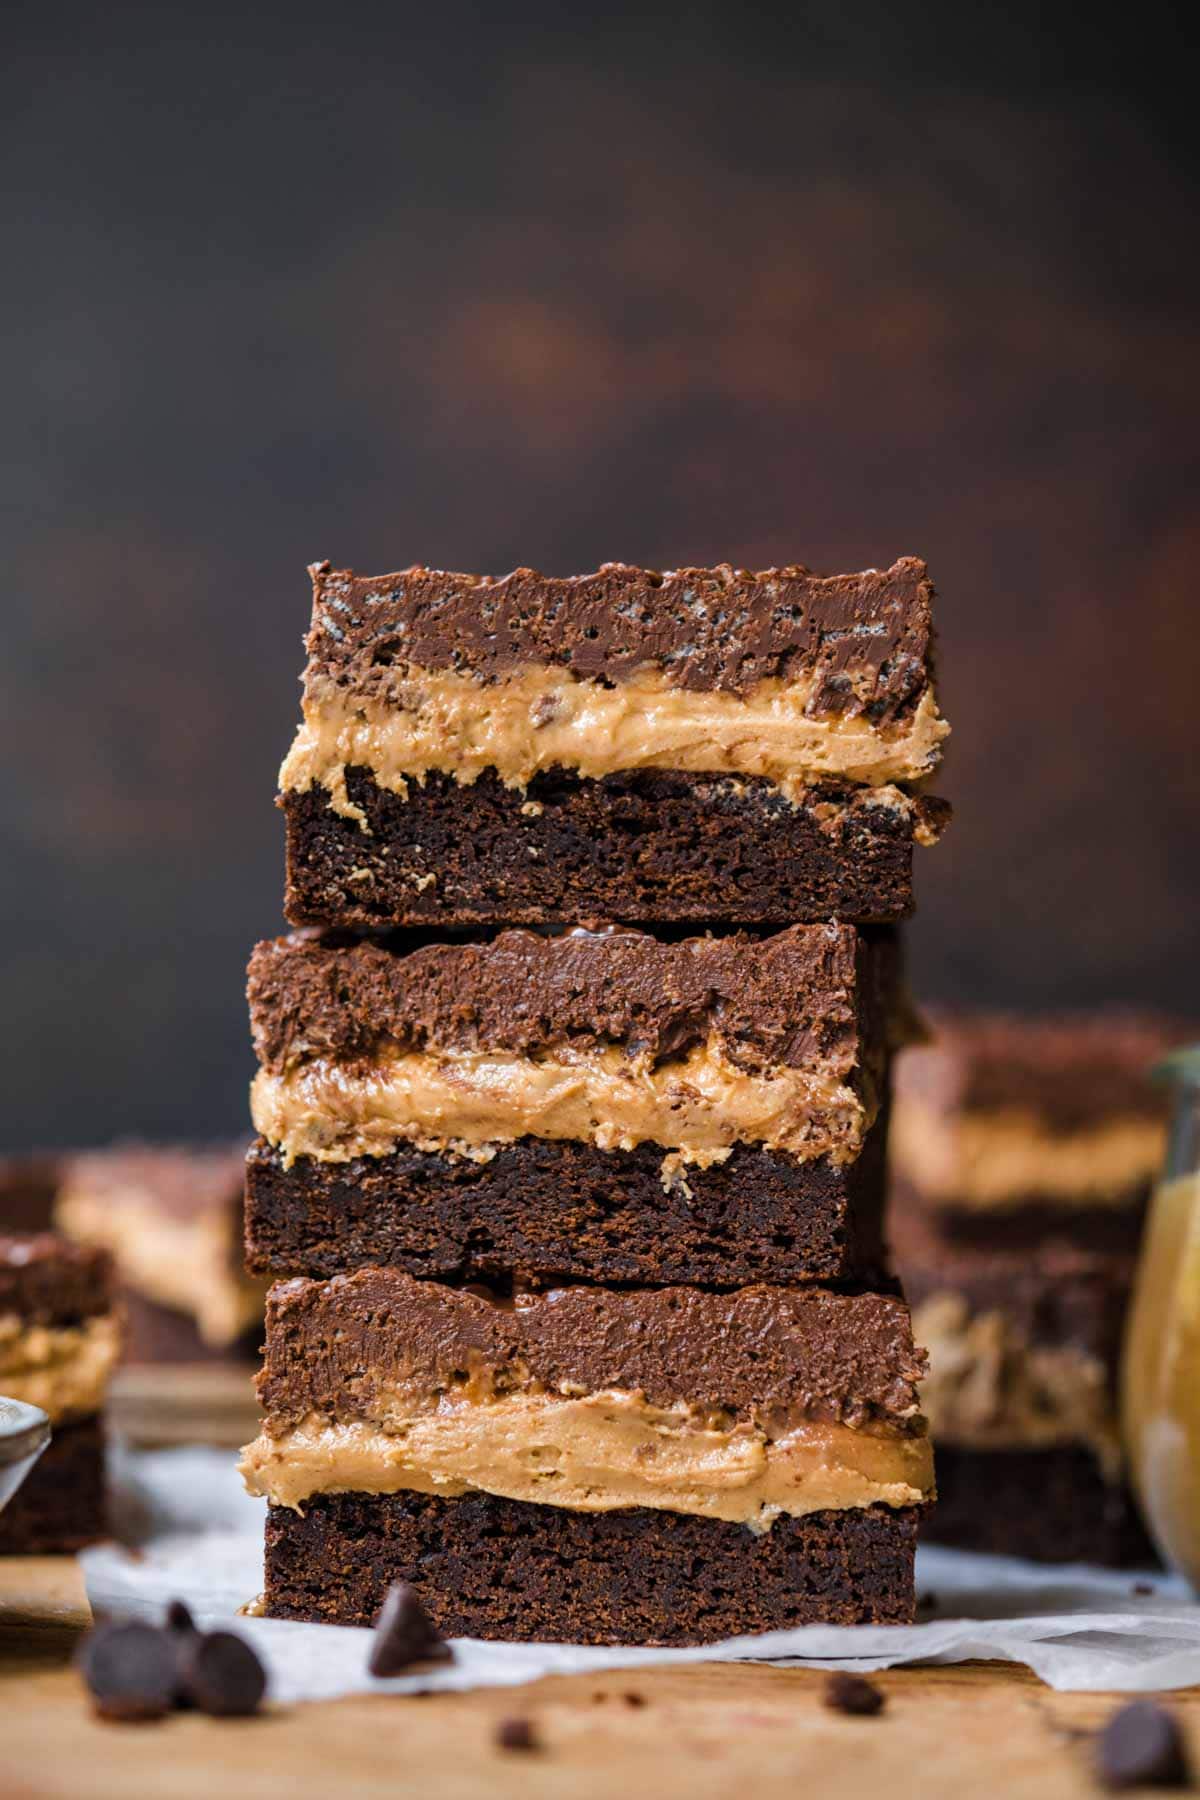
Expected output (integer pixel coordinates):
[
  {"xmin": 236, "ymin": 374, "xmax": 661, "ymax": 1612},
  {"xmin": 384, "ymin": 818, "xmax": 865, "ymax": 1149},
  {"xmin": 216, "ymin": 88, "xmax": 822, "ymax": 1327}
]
[
  {"xmin": 56, "ymin": 1186, "xmax": 268, "ymax": 1348},
  {"xmin": 891, "ymin": 1102, "xmax": 1165, "ymax": 1209},
  {"xmin": 280, "ymin": 665, "xmax": 949, "ymax": 824},
  {"xmin": 0, "ymin": 1312, "xmax": 121, "ymax": 1424},
  {"xmin": 913, "ymin": 1292, "xmax": 1120, "ymax": 1476},
  {"xmin": 250, "ymin": 1039, "xmax": 873, "ymax": 1172},
  {"xmin": 240, "ymin": 1387, "xmax": 932, "ymax": 1528}
]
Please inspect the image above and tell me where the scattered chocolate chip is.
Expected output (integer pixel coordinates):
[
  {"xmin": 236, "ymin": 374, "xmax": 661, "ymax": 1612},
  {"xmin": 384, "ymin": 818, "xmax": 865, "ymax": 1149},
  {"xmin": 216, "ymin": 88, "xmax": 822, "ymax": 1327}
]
[
  {"xmin": 1096, "ymin": 1701, "xmax": 1189, "ymax": 1789},
  {"xmin": 76, "ymin": 1621, "xmax": 176, "ymax": 1722},
  {"xmin": 822, "ymin": 1672, "xmax": 885, "ymax": 1717},
  {"xmin": 177, "ymin": 1631, "xmax": 267, "ymax": 1717},
  {"xmin": 165, "ymin": 1598, "xmax": 197, "ymax": 1635},
  {"xmin": 368, "ymin": 1582, "xmax": 452, "ymax": 1678},
  {"xmin": 623, "ymin": 1691, "xmax": 647, "ymax": 1708},
  {"xmin": 496, "ymin": 1716, "xmax": 539, "ymax": 1752}
]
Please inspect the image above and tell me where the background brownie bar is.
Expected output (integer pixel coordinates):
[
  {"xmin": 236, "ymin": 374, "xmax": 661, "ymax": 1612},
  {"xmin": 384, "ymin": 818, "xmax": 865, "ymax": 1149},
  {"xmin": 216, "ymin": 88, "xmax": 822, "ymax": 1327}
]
[
  {"xmin": 0, "ymin": 1234, "xmax": 116, "ymax": 1555},
  {"xmin": 928, "ymin": 1448, "xmax": 1155, "ymax": 1568},
  {"xmin": 0, "ymin": 1417, "xmax": 106, "ymax": 1555},
  {"xmin": 264, "ymin": 1492, "xmax": 922, "ymax": 1642},
  {"xmin": 284, "ymin": 770, "xmax": 948, "ymax": 929},
  {"xmin": 891, "ymin": 1010, "xmax": 1187, "ymax": 1227},
  {"xmin": 56, "ymin": 1142, "xmax": 266, "ymax": 1360},
  {"xmin": 244, "ymin": 1111, "xmax": 891, "ymax": 1287}
]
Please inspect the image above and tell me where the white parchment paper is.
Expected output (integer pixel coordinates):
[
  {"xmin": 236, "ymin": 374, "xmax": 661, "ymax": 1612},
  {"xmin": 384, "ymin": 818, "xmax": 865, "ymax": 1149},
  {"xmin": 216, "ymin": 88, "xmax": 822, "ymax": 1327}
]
[{"xmin": 78, "ymin": 1445, "xmax": 1200, "ymax": 1700}]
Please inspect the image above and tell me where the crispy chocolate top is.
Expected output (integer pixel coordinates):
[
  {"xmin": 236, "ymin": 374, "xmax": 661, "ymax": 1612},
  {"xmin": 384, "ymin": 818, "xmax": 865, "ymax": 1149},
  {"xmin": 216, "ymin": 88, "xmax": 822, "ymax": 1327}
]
[
  {"xmin": 0, "ymin": 1233, "xmax": 114, "ymax": 1324},
  {"xmin": 305, "ymin": 557, "xmax": 937, "ymax": 710},
  {"xmin": 258, "ymin": 1267, "xmax": 925, "ymax": 1431},
  {"xmin": 63, "ymin": 1143, "xmax": 250, "ymax": 1223},
  {"xmin": 898, "ymin": 1010, "xmax": 1192, "ymax": 1131},
  {"xmin": 248, "ymin": 924, "xmax": 899, "ymax": 1077}
]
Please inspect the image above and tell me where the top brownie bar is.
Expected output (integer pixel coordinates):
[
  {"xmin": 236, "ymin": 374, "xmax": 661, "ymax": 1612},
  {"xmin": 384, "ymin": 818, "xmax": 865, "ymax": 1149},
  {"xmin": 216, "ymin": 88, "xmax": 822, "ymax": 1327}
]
[{"xmin": 280, "ymin": 559, "xmax": 950, "ymax": 929}]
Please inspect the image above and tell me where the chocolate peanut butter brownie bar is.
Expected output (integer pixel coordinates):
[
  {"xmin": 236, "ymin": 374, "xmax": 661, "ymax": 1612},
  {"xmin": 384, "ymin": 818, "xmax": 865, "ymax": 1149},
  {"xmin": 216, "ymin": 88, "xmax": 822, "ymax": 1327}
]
[
  {"xmin": 280, "ymin": 559, "xmax": 950, "ymax": 928},
  {"xmin": 56, "ymin": 1144, "xmax": 266, "ymax": 1362},
  {"xmin": 0, "ymin": 1234, "xmax": 120, "ymax": 1552},
  {"xmin": 245, "ymin": 922, "xmax": 904, "ymax": 1287},
  {"xmin": 891, "ymin": 1011, "xmax": 1185, "ymax": 1250},
  {"xmin": 242, "ymin": 1268, "xmax": 932, "ymax": 1640},
  {"xmin": 890, "ymin": 1011, "xmax": 1185, "ymax": 1565}
]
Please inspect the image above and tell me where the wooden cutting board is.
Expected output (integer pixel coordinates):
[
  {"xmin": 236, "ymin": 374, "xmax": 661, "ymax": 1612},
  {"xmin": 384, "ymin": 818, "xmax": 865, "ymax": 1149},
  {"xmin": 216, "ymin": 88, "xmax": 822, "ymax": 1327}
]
[{"xmin": 2, "ymin": 1366, "xmax": 1197, "ymax": 1798}]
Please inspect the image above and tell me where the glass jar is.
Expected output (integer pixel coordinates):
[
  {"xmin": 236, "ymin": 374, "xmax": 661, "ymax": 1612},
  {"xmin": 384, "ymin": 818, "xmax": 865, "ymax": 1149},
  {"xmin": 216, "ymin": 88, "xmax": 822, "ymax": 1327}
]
[{"xmin": 1122, "ymin": 1048, "xmax": 1200, "ymax": 1584}]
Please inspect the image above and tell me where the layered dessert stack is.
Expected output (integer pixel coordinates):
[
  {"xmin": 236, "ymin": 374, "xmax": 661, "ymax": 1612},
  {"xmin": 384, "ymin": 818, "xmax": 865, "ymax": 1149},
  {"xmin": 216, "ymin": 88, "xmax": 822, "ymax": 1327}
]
[
  {"xmin": 241, "ymin": 558, "xmax": 951, "ymax": 1642},
  {"xmin": 891, "ymin": 1012, "xmax": 1185, "ymax": 1566}
]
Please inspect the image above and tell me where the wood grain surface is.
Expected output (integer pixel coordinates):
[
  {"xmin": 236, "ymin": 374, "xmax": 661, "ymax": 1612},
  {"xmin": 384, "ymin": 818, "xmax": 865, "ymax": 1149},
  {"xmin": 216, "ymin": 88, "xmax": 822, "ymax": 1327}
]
[{"xmin": 3, "ymin": 1554, "xmax": 1200, "ymax": 1800}]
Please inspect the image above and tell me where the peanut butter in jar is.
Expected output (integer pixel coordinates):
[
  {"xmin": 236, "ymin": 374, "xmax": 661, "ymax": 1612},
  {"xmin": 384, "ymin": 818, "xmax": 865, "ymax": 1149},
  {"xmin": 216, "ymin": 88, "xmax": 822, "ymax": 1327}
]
[{"xmin": 1122, "ymin": 1049, "xmax": 1200, "ymax": 1584}]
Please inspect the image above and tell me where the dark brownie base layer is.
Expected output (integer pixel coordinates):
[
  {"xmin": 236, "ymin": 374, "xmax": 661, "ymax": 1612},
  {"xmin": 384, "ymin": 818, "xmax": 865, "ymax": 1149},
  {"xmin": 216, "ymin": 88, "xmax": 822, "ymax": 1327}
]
[
  {"xmin": 263, "ymin": 1492, "xmax": 920, "ymax": 1642},
  {"xmin": 924, "ymin": 1446, "xmax": 1156, "ymax": 1568},
  {"xmin": 246, "ymin": 1119, "xmax": 889, "ymax": 1287},
  {"xmin": 282, "ymin": 768, "xmax": 947, "ymax": 928},
  {"xmin": 0, "ymin": 1415, "xmax": 106, "ymax": 1555}
]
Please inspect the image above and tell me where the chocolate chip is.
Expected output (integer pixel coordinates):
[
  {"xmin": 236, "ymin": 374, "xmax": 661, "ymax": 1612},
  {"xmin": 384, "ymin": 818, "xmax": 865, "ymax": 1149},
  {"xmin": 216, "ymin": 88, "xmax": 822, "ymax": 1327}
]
[
  {"xmin": 177, "ymin": 1631, "xmax": 267, "ymax": 1717},
  {"xmin": 495, "ymin": 1716, "xmax": 539, "ymax": 1751},
  {"xmin": 822, "ymin": 1672, "xmax": 886, "ymax": 1717},
  {"xmin": 76, "ymin": 1621, "xmax": 176, "ymax": 1722},
  {"xmin": 165, "ymin": 1598, "xmax": 197, "ymax": 1635},
  {"xmin": 367, "ymin": 1582, "xmax": 452, "ymax": 1677},
  {"xmin": 1096, "ymin": 1701, "xmax": 1189, "ymax": 1789},
  {"xmin": 622, "ymin": 1691, "xmax": 647, "ymax": 1708}
]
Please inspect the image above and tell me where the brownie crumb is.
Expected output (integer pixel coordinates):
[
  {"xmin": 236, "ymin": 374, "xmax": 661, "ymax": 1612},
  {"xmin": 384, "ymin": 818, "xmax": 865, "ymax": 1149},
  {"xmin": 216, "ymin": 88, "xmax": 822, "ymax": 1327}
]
[
  {"xmin": 823, "ymin": 1673, "xmax": 886, "ymax": 1717},
  {"xmin": 76, "ymin": 1622, "xmax": 177, "ymax": 1722},
  {"xmin": 1096, "ymin": 1701, "xmax": 1190, "ymax": 1789},
  {"xmin": 1133, "ymin": 1583, "xmax": 1156, "ymax": 1597},
  {"xmin": 496, "ymin": 1716, "xmax": 539, "ymax": 1752},
  {"xmin": 623, "ymin": 1691, "xmax": 647, "ymax": 1708},
  {"xmin": 368, "ymin": 1582, "xmax": 452, "ymax": 1677}
]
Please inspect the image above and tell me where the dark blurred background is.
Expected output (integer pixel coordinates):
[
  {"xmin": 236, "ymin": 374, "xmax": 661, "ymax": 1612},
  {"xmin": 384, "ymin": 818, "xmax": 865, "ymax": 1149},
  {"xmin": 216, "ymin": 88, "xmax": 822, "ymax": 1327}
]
[{"xmin": 4, "ymin": 2, "xmax": 1198, "ymax": 1147}]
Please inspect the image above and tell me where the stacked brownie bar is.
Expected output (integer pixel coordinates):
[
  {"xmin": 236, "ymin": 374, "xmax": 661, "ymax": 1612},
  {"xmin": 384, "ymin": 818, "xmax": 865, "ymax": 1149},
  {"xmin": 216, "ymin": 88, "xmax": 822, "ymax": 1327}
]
[
  {"xmin": 241, "ymin": 558, "xmax": 950, "ymax": 1642},
  {"xmin": 0, "ymin": 1234, "xmax": 120, "ymax": 1552},
  {"xmin": 891, "ymin": 1011, "xmax": 1185, "ymax": 1566}
]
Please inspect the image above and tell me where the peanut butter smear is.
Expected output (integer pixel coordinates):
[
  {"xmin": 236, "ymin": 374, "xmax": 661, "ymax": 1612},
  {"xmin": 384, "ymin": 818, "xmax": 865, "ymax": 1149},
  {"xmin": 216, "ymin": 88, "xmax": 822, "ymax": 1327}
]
[
  {"xmin": 55, "ymin": 1184, "xmax": 267, "ymax": 1348},
  {"xmin": 279, "ymin": 664, "xmax": 949, "ymax": 825},
  {"xmin": 891, "ymin": 1103, "xmax": 1166, "ymax": 1209},
  {"xmin": 0, "ymin": 1312, "xmax": 121, "ymax": 1424},
  {"xmin": 239, "ymin": 1387, "xmax": 932, "ymax": 1527},
  {"xmin": 250, "ymin": 1039, "xmax": 873, "ymax": 1172},
  {"xmin": 912, "ymin": 1292, "xmax": 1120, "ymax": 1476}
]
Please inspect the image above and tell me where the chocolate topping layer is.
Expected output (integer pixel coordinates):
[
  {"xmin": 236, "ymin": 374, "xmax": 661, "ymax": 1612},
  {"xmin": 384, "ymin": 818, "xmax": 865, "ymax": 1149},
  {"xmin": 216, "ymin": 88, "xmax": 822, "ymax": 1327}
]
[
  {"xmin": 0, "ymin": 1234, "xmax": 113, "ymax": 1325},
  {"xmin": 248, "ymin": 923, "xmax": 899, "ymax": 1077},
  {"xmin": 257, "ymin": 1268, "xmax": 926, "ymax": 1433},
  {"xmin": 305, "ymin": 558, "xmax": 938, "ymax": 709},
  {"xmin": 897, "ymin": 1011, "xmax": 1190, "ymax": 1132}
]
